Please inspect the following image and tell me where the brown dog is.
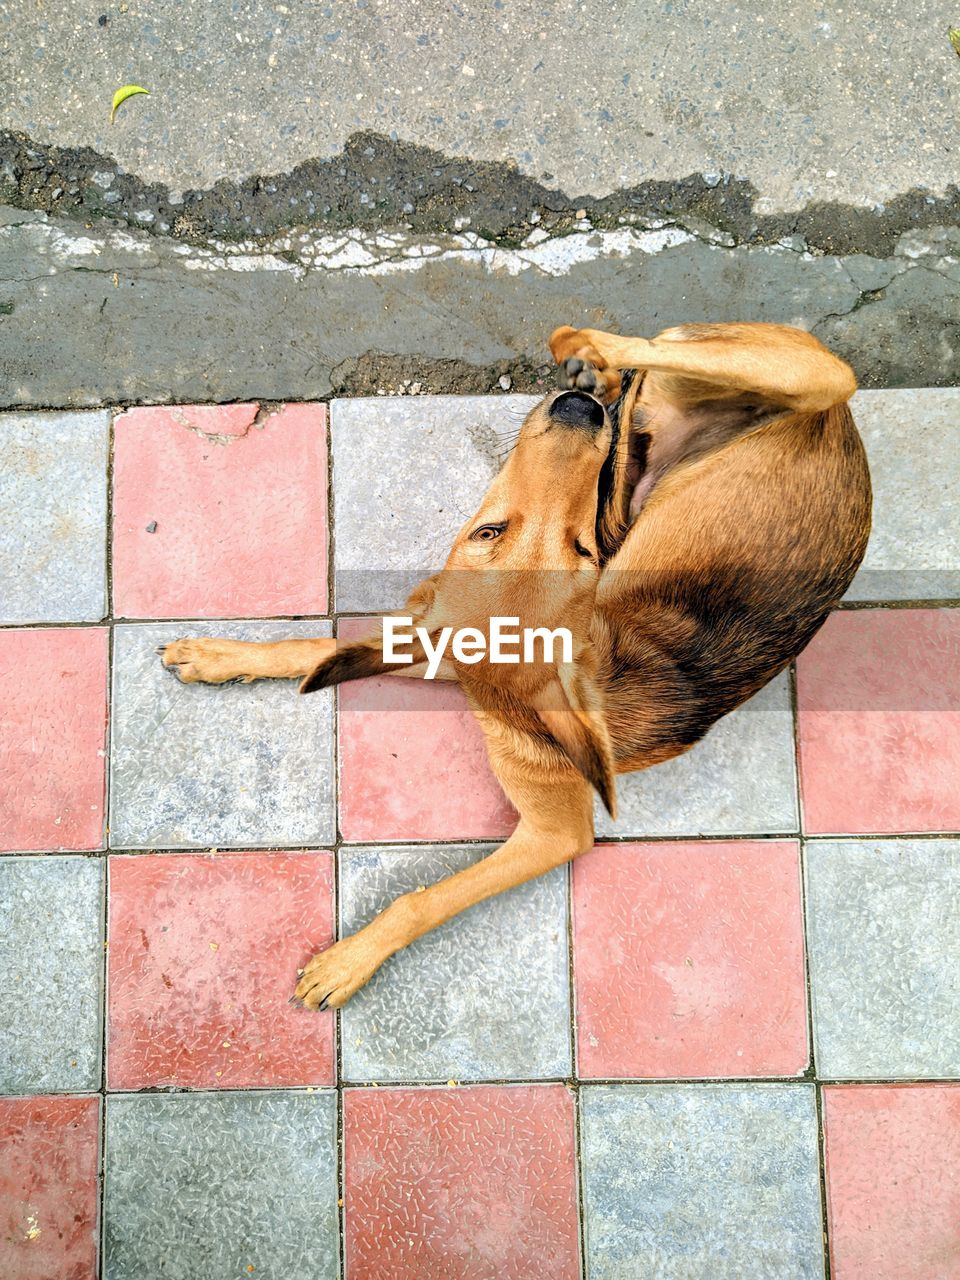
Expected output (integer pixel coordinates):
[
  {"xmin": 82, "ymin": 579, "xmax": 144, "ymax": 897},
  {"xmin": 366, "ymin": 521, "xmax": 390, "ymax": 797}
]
[{"xmin": 161, "ymin": 322, "xmax": 871, "ymax": 1010}]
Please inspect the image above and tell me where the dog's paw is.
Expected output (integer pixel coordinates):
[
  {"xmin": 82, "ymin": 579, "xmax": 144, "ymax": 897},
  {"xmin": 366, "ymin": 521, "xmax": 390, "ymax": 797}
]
[
  {"xmin": 549, "ymin": 326, "xmax": 621, "ymax": 400},
  {"xmin": 558, "ymin": 356, "xmax": 621, "ymax": 401},
  {"xmin": 159, "ymin": 637, "xmax": 256, "ymax": 685},
  {"xmin": 558, "ymin": 356, "xmax": 604, "ymax": 392},
  {"xmin": 292, "ymin": 936, "xmax": 384, "ymax": 1010}
]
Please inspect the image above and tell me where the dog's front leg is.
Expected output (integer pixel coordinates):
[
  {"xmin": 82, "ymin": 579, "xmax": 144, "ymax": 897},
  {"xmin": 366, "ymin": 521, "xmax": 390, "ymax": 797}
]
[
  {"xmin": 160, "ymin": 635, "xmax": 457, "ymax": 685},
  {"xmin": 294, "ymin": 771, "xmax": 594, "ymax": 1009},
  {"xmin": 161, "ymin": 636, "xmax": 337, "ymax": 684}
]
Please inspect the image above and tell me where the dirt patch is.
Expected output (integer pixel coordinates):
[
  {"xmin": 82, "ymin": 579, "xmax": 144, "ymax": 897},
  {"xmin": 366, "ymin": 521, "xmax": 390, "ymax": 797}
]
[
  {"xmin": 4, "ymin": 126, "xmax": 960, "ymax": 258},
  {"xmin": 329, "ymin": 352, "xmax": 556, "ymax": 398}
]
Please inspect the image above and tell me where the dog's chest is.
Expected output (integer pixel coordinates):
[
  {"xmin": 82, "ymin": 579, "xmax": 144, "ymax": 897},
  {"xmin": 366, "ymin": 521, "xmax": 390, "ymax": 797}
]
[{"xmin": 626, "ymin": 393, "xmax": 782, "ymax": 517}]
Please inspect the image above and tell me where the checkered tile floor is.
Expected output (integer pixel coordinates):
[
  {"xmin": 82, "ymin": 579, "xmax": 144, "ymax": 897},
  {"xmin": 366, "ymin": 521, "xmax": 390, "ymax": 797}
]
[{"xmin": 1, "ymin": 395, "xmax": 958, "ymax": 1280}]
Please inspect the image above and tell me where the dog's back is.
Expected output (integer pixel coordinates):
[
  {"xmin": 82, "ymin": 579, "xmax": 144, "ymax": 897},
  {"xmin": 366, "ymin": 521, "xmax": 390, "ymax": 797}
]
[{"xmin": 594, "ymin": 397, "xmax": 872, "ymax": 771}]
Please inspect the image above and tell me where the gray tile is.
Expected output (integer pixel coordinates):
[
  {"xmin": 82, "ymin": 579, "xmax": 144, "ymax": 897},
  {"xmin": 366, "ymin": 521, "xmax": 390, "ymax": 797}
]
[
  {"xmin": 110, "ymin": 621, "xmax": 335, "ymax": 848},
  {"xmin": 580, "ymin": 1083, "xmax": 823, "ymax": 1280},
  {"xmin": 0, "ymin": 856, "xmax": 103, "ymax": 1092},
  {"xmin": 104, "ymin": 1091, "xmax": 338, "ymax": 1280},
  {"xmin": 847, "ymin": 388, "xmax": 960, "ymax": 601},
  {"xmin": 339, "ymin": 843, "xmax": 570, "ymax": 1081},
  {"xmin": 598, "ymin": 672, "xmax": 798, "ymax": 838},
  {"xmin": 0, "ymin": 410, "xmax": 108, "ymax": 623},
  {"xmin": 331, "ymin": 395, "xmax": 538, "ymax": 611},
  {"xmin": 805, "ymin": 838, "xmax": 960, "ymax": 1078}
]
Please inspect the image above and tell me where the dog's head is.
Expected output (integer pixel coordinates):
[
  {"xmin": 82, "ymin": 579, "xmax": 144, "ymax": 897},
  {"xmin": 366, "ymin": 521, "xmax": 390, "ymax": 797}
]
[{"xmin": 302, "ymin": 389, "xmax": 621, "ymax": 812}]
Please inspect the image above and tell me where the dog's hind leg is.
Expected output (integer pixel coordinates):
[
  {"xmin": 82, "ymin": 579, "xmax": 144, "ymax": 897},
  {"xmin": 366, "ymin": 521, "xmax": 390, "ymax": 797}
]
[
  {"xmin": 549, "ymin": 325, "xmax": 623, "ymax": 404},
  {"xmin": 550, "ymin": 322, "xmax": 857, "ymax": 412},
  {"xmin": 294, "ymin": 765, "xmax": 593, "ymax": 1009}
]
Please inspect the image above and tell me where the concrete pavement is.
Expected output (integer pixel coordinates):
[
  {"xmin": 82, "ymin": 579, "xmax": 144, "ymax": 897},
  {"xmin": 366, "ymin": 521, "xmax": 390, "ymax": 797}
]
[
  {"xmin": 2, "ymin": 1, "xmax": 960, "ymax": 401},
  {"xmin": 3, "ymin": 0, "xmax": 957, "ymax": 208}
]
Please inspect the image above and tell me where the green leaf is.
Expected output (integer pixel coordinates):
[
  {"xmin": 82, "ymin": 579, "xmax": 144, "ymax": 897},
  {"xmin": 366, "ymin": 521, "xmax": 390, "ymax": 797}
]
[
  {"xmin": 110, "ymin": 84, "xmax": 150, "ymax": 124},
  {"xmin": 950, "ymin": 28, "xmax": 960, "ymax": 57}
]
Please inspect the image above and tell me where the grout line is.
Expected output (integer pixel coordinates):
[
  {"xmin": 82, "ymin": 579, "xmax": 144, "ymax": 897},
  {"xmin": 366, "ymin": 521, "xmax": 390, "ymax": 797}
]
[
  {"xmin": 789, "ymin": 661, "xmax": 817, "ymax": 1081},
  {"xmin": 564, "ymin": 860, "xmax": 586, "ymax": 1280},
  {"xmin": 797, "ymin": 845, "xmax": 818, "ymax": 1084},
  {"xmin": 326, "ymin": 409, "xmax": 348, "ymax": 1280},
  {"xmin": 791, "ymin": 662, "xmax": 833, "ymax": 1279},
  {"xmin": 1, "ymin": 599, "xmax": 959, "ymax": 634},
  {"xmin": 11, "ymin": 828, "xmax": 960, "ymax": 861},
  {"xmin": 105, "ymin": 409, "xmax": 116, "ymax": 629},
  {"xmin": 334, "ymin": 920, "xmax": 345, "ymax": 1280},
  {"xmin": 99, "ymin": 417, "xmax": 116, "ymax": 1280},
  {"xmin": 565, "ymin": 862, "xmax": 578, "ymax": 1081},
  {"xmin": 789, "ymin": 661, "xmax": 807, "ymax": 843},
  {"xmin": 0, "ymin": 615, "xmax": 335, "ymax": 630},
  {"xmin": 96, "ymin": 858, "xmax": 109, "ymax": 1280},
  {"xmin": 331, "ymin": 1074, "xmax": 824, "ymax": 1089},
  {"xmin": 13, "ymin": 1074, "xmax": 960, "ymax": 1100},
  {"xmin": 835, "ymin": 596, "xmax": 960, "ymax": 611},
  {"xmin": 814, "ymin": 1082, "xmax": 833, "ymax": 1280},
  {"xmin": 336, "ymin": 1084, "xmax": 346, "ymax": 1280},
  {"xmin": 574, "ymin": 1087, "xmax": 588, "ymax": 1280},
  {"xmin": 95, "ymin": 1092, "xmax": 105, "ymax": 1280},
  {"xmin": 328, "ymin": 403, "xmax": 339, "ymax": 618},
  {"xmin": 797, "ymin": 852, "xmax": 832, "ymax": 1279}
]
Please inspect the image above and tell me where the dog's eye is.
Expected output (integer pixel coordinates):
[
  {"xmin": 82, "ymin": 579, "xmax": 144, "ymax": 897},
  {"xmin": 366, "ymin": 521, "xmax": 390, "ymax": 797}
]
[
  {"xmin": 574, "ymin": 539, "xmax": 594, "ymax": 559},
  {"xmin": 471, "ymin": 523, "xmax": 506, "ymax": 542}
]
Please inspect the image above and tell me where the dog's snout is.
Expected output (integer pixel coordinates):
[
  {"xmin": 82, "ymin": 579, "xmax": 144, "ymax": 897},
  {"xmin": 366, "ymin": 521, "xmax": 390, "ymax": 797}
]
[{"xmin": 549, "ymin": 390, "xmax": 606, "ymax": 431}]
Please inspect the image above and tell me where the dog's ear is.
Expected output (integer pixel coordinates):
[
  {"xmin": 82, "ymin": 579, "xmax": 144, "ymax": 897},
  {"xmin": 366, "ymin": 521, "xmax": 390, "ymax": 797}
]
[
  {"xmin": 529, "ymin": 663, "xmax": 617, "ymax": 817},
  {"xmin": 301, "ymin": 577, "xmax": 446, "ymax": 694}
]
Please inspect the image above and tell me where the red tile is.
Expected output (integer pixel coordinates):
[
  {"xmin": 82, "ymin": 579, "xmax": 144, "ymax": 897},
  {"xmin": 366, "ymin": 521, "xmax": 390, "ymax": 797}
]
[
  {"xmin": 107, "ymin": 852, "xmax": 334, "ymax": 1089},
  {"xmin": 572, "ymin": 841, "xmax": 808, "ymax": 1078},
  {"xmin": 796, "ymin": 609, "xmax": 960, "ymax": 834},
  {"xmin": 344, "ymin": 1084, "xmax": 579, "ymax": 1280},
  {"xmin": 0, "ymin": 1095, "xmax": 99, "ymax": 1280},
  {"xmin": 0, "ymin": 628, "xmax": 107, "ymax": 851},
  {"xmin": 337, "ymin": 618, "xmax": 516, "ymax": 842},
  {"xmin": 112, "ymin": 403, "xmax": 327, "ymax": 619},
  {"xmin": 823, "ymin": 1085, "xmax": 960, "ymax": 1279}
]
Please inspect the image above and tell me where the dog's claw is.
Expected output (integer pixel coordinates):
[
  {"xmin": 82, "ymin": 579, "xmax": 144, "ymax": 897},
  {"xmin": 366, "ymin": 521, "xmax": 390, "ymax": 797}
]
[{"xmin": 318, "ymin": 997, "xmax": 330, "ymax": 1012}]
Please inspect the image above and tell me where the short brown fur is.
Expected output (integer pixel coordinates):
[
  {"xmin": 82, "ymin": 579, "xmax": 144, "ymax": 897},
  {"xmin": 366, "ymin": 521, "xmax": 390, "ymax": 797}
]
[{"xmin": 162, "ymin": 322, "xmax": 870, "ymax": 1009}]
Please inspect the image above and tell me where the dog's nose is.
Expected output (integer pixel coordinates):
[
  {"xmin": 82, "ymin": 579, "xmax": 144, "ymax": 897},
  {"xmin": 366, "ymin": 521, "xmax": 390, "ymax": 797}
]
[{"xmin": 549, "ymin": 390, "xmax": 606, "ymax": 430}]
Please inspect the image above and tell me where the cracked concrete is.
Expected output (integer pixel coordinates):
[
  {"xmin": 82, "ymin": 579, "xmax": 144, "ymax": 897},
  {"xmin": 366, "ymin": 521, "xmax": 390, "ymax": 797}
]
[
  {"xmin": 4, "ymin": 127, "xmax": 960, "ymax": 260},
  {"xmin": 2, "ymin": 1, "xmax": 958, "ymax": 213},
  {"xmin": 164, "ymin": 402, "xmax": 282, "ymax": 444},
  {"xmin": 3, "ymin": 202, "xmax": 960, "ymax": 405},
  {"xmin": 2, "ymin": 4, "xmax": 960, "ymax": 404}
]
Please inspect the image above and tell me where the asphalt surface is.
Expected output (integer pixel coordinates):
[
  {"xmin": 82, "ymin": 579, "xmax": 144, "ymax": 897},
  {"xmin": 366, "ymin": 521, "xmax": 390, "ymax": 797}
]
[
  {"xmin": 3, "ymin": 0, "xmax": 957, "ymax": 209},
  {"xmin": 1, "ymin": 1, "xmax": 960, "ymax": 404}
]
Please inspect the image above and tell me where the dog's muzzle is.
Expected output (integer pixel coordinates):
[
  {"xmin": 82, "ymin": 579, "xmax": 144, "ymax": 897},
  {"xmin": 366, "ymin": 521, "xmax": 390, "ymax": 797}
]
[{"xmin": 549, "ymin": 390, "xmax": 606, "ymax": 431}]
